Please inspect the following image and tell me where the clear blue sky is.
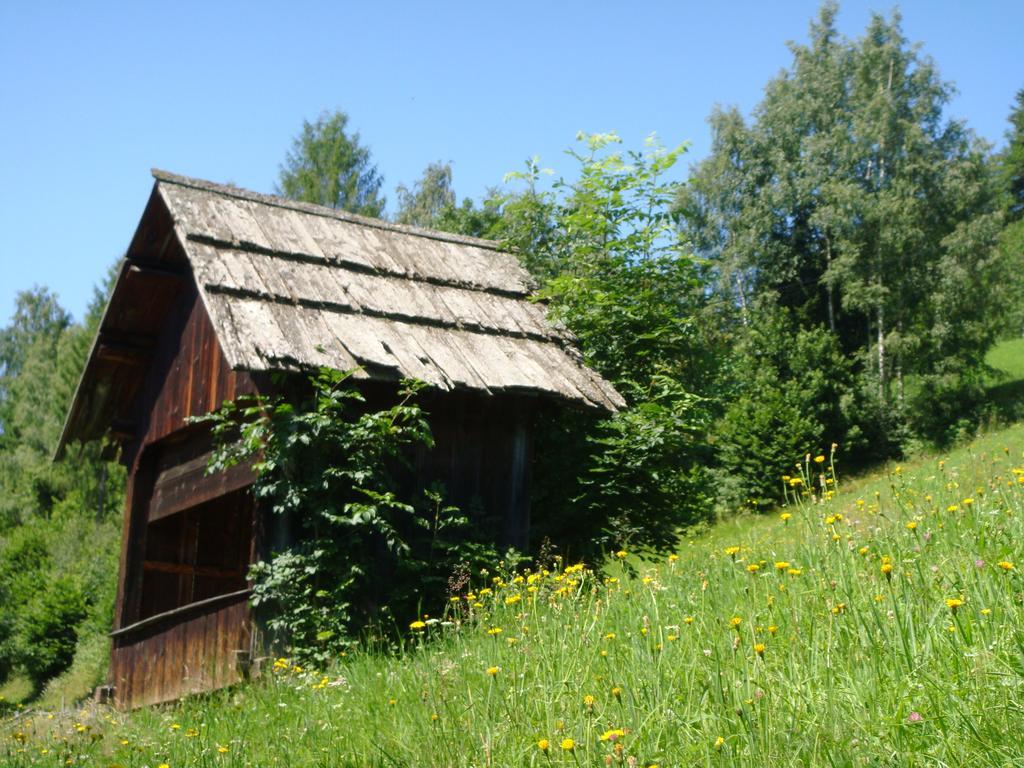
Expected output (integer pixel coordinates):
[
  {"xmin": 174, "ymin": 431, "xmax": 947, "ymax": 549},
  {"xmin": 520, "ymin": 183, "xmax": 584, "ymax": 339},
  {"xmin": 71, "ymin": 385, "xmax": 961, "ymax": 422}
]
[{"xmin": 1, "ymin": 1, "xmax": 1021, "ymax": 324}]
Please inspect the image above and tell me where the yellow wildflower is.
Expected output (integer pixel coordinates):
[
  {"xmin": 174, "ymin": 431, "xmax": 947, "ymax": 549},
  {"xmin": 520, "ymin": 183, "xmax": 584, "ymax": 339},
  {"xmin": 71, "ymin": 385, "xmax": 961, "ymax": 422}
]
[
  {"xmin": 997, "ymin": 561, "xmax": 1015, "ymax": 571},
  {"xmin": 486, "ymin": 666, "xmax": 500, "ymax": 676},
  {"xmin": 746, "ymin": 563, "xmax": 760, "ymax": 573},
  {"xmin": 615, "ymin": 550, "xmax": 628, "ymax": 559},
  {"xmin": 714, "ymin": 736, "xmax": 725, "ymax": 749},
  {"xmin": 537, "ymin": 738, "xmax": 549, "ymax": 752},
  {"xmin": 780, "ymin": 512, "xmax": 792, "ymax": 522},
  {"xmin": 945, "ymin": 597, "xmax": 964, "ymax": 612},
  {"xmin": 724, "ymin": 546, "xmax": 740, "ymax": 557},
  {"xmin": 814, "ymin": 455, "xmax": 825, "ymax": 464},
  {"xmin": 560, "ymin": 738, "xmax": 575, "ymax": 752},
  {"xmin": 774, "ymin": 561, "xmax": 790, "ymax": 571},
  {"xmin": 409, "ymin": 620, "xmax": 426, "ymax": 630}
]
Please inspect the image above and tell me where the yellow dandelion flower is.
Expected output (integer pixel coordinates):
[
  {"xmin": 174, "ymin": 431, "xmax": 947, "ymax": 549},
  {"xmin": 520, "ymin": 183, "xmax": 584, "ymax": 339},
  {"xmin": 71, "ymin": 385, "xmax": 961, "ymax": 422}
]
[
  {"xmin": 604, "ymin": 632, "xmax": 616, "ymax": 640},
  {"xmin": 881, "ymin": 562, "xmax": 893, "ymax": 579},
  {"xmin": 981, "ymin": 608, "xmax": 992, "ymax": 616},
  {"xmin": 409, "ymin": 620, "xmax": 426, "ymax": 630},
  {"xmin": 486, "ymin": 666, "xmax": 500, "ymax": 676},
  {"xmin": 774, "ymin": 561, "xmax": 790, "ymax": 571},
  {"xmin": 787, "ymin": 568, "xmax": 803, "ymax": 576},
  {"xmin": 684, "ymin": 616, "xmax": 694, "ymax": 624},
  {"xmin": 583, "ymin": 694, "xmax": 596, "ymax": 709},
  {"xmin": 945, "ymin": 597, "xmax": 964, "ymax": 612},
  {"xmin": 504, "ymin": 595, "xmax": 521, "ymax": 605},
  {"xmin": 814, "ymin": 455, "xmax": 825, "ymax": 464},
  {"xmin": 487, "ymin": 627, "xmax": 503, "ymax": 635},
  {"xmin": 611, "ymin": 686, "xmax": 623, "ymax": 699},
  {"xmin": 780, "ymin": 512, "xmax": 792, "ymax": 522},
  {"xmin": 560, "ymin": 738, "xmax": 575, "ymax": 752},
  {"xmin": 217, "ymin": 745, "xmax": 229, "ymax": 754},
  {"xmin": 753, "ymin": 642, "xmax": 765, "ymax": 656},
  {"xmin": 746, "ymin": 563, "xmax": 760, "ymax": 573},
  {"xmin": 615, "ymin": 550, "xmax": 628, "ymax": 559},
  {"xmin": 767, "ymin": 625, "xmax": 777, "ymax": 634},
  {"xmin": 714, "ymin": 736, "xmax": 725, "ymax": 749},
  {"xmin": 724, "ymin": 546, "xmax": 740, "ymax": 557},
  {"xmin": 538, "ymin": 738, "xmax": 550, "ymax": 752},
  {"xmin": 906, "ymin": 521, "xmax": 918, "ymax": 531},
  {"xmin": 729, "ymin": 616, "xmax": 742, "ymax": 629},
  {"xmin": 668, "ymin": 553, "xmax": 679, "ymax": 563},
  {"xmin": 963, "ymin": 498, "xmax": 974, "ymax": 506},
  {"xmin": 858, "ymin": 546, "xmax": 869, "ymax": 556},
  {"xmin": 598, "ymin": 728, "xmax": 626, "ymax": 742},
  {"xmin": 997, "ymin": 561, "xmax": 1015, "ymax": 571}
]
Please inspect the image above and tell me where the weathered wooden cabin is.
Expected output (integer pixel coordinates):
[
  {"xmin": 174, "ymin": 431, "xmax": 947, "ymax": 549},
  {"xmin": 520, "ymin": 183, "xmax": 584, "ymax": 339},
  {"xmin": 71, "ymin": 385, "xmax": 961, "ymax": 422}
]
[{"xmin": 56, "ymin": 170, "xmax": 621, "ymax": 708}]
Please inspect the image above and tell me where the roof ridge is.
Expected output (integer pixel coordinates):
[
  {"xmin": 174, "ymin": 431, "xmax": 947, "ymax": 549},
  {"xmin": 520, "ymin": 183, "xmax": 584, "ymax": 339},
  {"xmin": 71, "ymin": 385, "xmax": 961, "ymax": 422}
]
[{"xmin": 150, "ymin": 168, "xmax": 506, "ymax": 253}]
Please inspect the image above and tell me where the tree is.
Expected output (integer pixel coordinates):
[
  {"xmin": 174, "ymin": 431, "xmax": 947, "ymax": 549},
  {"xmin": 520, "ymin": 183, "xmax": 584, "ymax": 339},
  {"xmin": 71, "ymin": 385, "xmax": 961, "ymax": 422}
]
[
  {"xmin": 277, "ymin": 111, "xmax": 385, "ymax": 217},
  {"xmin": 502, "ymin": 133, "xmax": 718, "ymax": 555},
  {"xmin": 0, "ymin": 287, "xmax": 70, "ymax": 435},
  {"xmin": 679, "ymin": 3, "xmax": 1005, "ymax": 447},
  {"xmin": 395, "ymin": 162, "xmax": 456, "ymax": 227},
  {"xmin": 999, "ymin": 88, "xmax": 1024, "ymax": 222}
]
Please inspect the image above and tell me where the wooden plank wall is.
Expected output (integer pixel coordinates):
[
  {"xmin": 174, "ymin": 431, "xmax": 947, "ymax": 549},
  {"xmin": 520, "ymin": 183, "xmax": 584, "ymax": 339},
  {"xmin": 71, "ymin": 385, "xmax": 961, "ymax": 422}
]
[
  {"xmin": 117, "ymin": 276, "xmax": 260, "ymax": 633},
  {"xmin": 111, "ymin": 262, "xmax": 264, "ymax": 708},
  {"xmin": 110, "ymin": 591, "xmax": 251, "ymax": 709},
  {"xmin": 411, "ymin": 390, "xmax": 534, "ymax": 549}
]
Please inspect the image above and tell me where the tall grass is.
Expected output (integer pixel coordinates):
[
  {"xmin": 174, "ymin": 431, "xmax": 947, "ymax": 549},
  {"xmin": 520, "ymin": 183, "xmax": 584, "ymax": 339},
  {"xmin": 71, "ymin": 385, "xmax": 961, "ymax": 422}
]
[{"xmin": 4, "ymin": 427, "xmax": 1024, "ymax": 767}]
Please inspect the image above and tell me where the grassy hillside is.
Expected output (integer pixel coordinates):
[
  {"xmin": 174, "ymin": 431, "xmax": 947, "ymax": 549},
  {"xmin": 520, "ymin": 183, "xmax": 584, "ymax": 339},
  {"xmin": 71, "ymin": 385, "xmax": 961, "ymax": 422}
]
[{"xmin": 4, "ymin": 425, "xmax": 1024, "ymax": 766}]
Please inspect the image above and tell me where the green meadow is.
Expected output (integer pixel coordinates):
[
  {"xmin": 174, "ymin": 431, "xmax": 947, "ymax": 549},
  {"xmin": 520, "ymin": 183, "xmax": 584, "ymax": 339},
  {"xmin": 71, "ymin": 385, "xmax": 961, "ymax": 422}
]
[{"xmin": 4, "ymin": 416, "xmax": 1024, "ymax": 767}]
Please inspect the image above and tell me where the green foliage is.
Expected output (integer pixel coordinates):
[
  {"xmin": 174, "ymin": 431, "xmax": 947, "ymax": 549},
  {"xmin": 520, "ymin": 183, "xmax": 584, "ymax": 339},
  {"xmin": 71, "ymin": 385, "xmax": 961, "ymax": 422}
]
[
  {"xmin": 0, "ymin": 287, "xmax": 70, "ymax": 437},
  {"xmin": 679, "ymin": 4, "xmax": 1006, "ymax": 451},
  {"xmin": 0, "ymin": 271, "xmax": 124, "ymax": 697},
  {"xmin": 202, "ymin": 369, "xmax": 499, "ymax": 663},
  {"xmin": 394, "ymin": 162, "xmax": 456, "ymax": 228},
  {"xmin": 277, "ymin": 111, "xmax": 385, "ymax": 217},
  {"xmin": 502, "ymin": 133, "xmax": 717, "ymax": 555},
  {"xmin": 18, "ymin": 575, "xmax": 88, "ymax": 690},
  {"xmin": 999, "ymin": 88, "xmax": 1024, "ymax": 222}
]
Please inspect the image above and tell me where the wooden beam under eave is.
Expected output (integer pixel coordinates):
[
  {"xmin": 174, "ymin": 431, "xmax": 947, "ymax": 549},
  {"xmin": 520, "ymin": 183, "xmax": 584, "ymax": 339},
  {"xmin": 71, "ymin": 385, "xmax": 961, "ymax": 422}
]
[{"xmin": 95, "ymin": 342, "xmax": 152, "ymax": 367}]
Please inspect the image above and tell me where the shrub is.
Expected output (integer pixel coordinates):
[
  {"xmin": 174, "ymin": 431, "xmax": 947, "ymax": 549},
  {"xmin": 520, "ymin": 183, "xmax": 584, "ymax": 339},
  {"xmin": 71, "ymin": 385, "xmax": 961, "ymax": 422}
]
[
  {"xmin": 19, "ymin": 575, "xmax": 88, "ymax": 690},
  {"xmin": 203, "ymin": 370, "xmax": 500, "ymax": 664}
]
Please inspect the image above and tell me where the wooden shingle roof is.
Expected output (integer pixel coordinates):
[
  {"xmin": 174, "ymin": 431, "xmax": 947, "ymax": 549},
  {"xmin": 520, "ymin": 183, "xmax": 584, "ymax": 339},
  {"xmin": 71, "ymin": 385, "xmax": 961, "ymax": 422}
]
[{"xmin": 57, "ymin": 170, "xmax": 623, "ymax": 456}]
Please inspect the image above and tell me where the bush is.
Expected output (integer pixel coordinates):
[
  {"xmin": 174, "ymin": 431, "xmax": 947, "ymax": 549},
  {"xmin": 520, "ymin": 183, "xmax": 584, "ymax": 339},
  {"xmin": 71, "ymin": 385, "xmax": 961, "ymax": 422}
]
[
  {"xmin": 204, "ymin": 370, "xmax": 501, "ymax": 664},
  {"xmin": 19, "ymin": 575, "xmax": 88, "ymax": 690}
]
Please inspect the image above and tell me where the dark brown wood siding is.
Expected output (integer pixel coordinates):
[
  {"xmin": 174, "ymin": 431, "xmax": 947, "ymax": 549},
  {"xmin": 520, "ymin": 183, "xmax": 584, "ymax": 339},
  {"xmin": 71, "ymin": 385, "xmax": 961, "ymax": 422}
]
[
  {"xmin": 109, "ymin": 590, "xmax": 251, "ymax": 709},
  {"xmin": 111, "ymin": 267, "xmax": 262, "ymax": 708}
]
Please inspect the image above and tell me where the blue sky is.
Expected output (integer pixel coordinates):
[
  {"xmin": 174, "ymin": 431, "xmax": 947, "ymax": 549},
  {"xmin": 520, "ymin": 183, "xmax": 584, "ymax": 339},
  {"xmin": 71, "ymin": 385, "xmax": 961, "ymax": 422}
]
[{"xmin": 1, "ymin": 0, "xmax": 1021, "ymax": 324}]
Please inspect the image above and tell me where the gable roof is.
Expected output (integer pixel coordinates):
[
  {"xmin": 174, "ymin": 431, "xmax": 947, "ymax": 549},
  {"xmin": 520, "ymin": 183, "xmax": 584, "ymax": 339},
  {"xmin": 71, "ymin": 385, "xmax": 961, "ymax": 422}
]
[{"xmin": 57, "ymin": 171, "xmax": 623, "ymax": 456}]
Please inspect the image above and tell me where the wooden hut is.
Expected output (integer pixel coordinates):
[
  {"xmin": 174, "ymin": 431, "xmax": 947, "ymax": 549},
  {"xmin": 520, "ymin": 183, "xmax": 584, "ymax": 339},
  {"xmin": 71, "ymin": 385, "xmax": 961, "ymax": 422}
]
[{"xmin": 56, "ymin": 170, "xmax": 622, "ymax": 708}]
